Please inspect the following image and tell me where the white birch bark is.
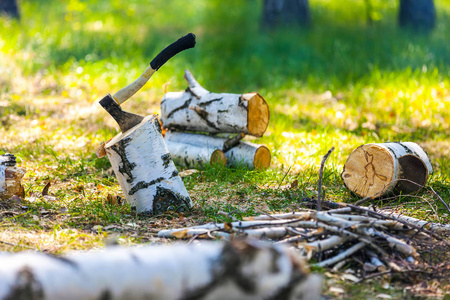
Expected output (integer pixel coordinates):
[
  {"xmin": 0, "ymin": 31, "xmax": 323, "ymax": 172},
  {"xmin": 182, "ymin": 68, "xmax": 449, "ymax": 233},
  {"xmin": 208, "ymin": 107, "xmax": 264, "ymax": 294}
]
[
  {"xmin": 0, "ymin": 165, "xmax": 5, "ymax": 193},
  {"xmin": 164, "ymin": 140, "xmax": 226, "ymax": 168},
  {"xmin": 160, "ymin": 69, "xmax": 270, "ymax": 137},
  {"xmin": 0, "ymin": 240, "xmax": 322, "ymax": 300},
  {"xmin": 164, "ymin": 131, "xmax": 271, "ymax": 169},
  {"xmin": 342, "ymin": 142, "xmax": 433, "ymax": 198},
  {"xmin": 105, "ymin": 115, "xmax": 192, "ymax": 214}
]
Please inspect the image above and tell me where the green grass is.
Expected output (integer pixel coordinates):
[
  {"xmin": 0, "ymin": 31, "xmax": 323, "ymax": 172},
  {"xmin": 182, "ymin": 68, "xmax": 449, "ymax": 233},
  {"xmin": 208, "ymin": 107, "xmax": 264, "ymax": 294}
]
[{"xmin": 0, "ymin": 0, "xmax": 449, "ymax": 297}]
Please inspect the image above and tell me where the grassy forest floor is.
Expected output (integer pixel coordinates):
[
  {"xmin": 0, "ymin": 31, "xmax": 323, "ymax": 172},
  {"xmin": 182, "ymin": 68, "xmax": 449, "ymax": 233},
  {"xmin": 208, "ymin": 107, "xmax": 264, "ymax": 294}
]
[{"xmin": 0, "ymin": 0, "xmax": 449, "ymax": 299}]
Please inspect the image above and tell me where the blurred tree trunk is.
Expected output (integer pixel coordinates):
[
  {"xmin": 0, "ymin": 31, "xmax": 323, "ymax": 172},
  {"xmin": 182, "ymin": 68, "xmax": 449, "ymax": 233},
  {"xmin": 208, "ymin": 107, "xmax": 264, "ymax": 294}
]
[
  {"xmin": 262, "ymin": 0, "xmax": 310, "ymax": 29},
  {"xmin": 0, "ymin": 0, "xmax": 19, "ymax": 19},
  {"xmin": 399, "ymin": 0, "xmax": 435, "ymax": 31}
]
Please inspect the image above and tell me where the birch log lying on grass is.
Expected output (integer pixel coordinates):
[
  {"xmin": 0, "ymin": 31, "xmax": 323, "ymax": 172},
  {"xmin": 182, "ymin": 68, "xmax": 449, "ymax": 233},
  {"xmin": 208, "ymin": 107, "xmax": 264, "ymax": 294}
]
[
  {"xmin": 165, "ymin": 131, "xmax": 271, "ymax": 169},
  {"xmin": 342, "ymin": 142, "xmax": 433, "ymax": 198},
  {"xmin": 165, "ymin": 140, "xmax": 227, "ymax": 168},
  {"xmin": 161, "ymin": 69, "xmax": 270, "ymax": 137},
  {"xmin": 0, "ymin": 154, "xmax": 25, "ymax": 200},
  {"xmin": 0, "ymin": 240, "xmax": 322, "ymax": 300},
  {"xmin": 105, "ymin": 115, "xmax": 192, "ymax": 214}
]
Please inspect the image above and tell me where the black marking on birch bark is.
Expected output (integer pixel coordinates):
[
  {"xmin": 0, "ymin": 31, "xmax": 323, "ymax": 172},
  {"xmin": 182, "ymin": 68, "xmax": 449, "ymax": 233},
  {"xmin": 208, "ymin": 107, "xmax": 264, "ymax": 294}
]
[
  {"xmin": 191, "ymin": 106, "xmax": 220, "ymax": 130},
  {"xmin": 198, "ymin": 97, "xmax": 223, "ymax": 106},
  {"xmin": 399, "ymin": 142, "xmax": 414, "ymax": 154},
  {"xmin": 182, "ymin": 257, "xmax": 224, "ymax": 300},
  {"xmin": 152, "ymin": 186, "xmax": 191, "ymax": 214},
  {"xmin": 167, "ymin": 124, "xmax": 189, "ymax": 131},
  {"xmin": 46, "ymin": 253, "xmax": 79, "ymax": 270},
  {"xmin": 5, "ymin": 267, "xmax": 44, "ymax": 300},
  {"xmin": 267, "ymin": 268, "xmax": 308, "ymax": 300},
  {"xmin": 154, "ymin": 119, "xmax": 162, "ymax": 134},
  {"xmin": 186, "ymin": 87, "xmax": 201, "ymax": 99},
  {"xmin": 166, "ymin": 98, "xmax": 193, "ymax": 119},
  {"xmin": 110, "ymin": 137, "xmax": 136, "ymax": 183},
  {"xmin": 128, "ymin": 177, "xmax": 165, "ymax": 196},
  {"xmin": 161, "ymin": 153, "xmax": 171, "ymax": 168},
  {"xmin": 98, "ymin": 289, "xmax": 112, "ymax": 300},
  {"xmin": 170, "ymin": 170, "xmax": 179, "ymax": 178}
]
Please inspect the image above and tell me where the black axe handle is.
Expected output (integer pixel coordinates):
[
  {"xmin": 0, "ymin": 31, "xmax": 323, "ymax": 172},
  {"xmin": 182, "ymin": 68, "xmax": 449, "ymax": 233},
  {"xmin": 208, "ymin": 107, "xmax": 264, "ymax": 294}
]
[{"xmin": 150, "ymin": 33, "xmax": 196, "ymax": 71}]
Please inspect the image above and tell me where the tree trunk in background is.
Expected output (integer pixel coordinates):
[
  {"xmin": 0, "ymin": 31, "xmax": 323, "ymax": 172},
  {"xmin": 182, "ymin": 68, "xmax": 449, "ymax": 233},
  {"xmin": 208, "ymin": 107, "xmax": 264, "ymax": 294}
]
[
  {"xmin": 262, "ymin": 0, "xmax": 310, "ymax": 28},
  {"xmin": 399, "ymin": 0, "xmax": 436, "ymax": 31},
  {"xmin": 0, "ymin": 0, "xmax": 19, "ymax": 19}
]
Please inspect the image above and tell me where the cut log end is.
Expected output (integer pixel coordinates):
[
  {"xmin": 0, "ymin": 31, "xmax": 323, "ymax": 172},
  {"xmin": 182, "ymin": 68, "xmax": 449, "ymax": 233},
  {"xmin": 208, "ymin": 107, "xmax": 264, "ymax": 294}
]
[
  {"xmin": 342, "ymin": 142, "xmax": 432, "ymax": 199},
  {"xmin": 342, "ymin": 144, "xmax": 395, "ymax": 198},
  {"xmin": 254, "ymin": 145, "xmax": 271, "ymax": 169},
  {"xmin": 210, "ymin": 149, "xmax": 227, "ymax": 166},
  {"xmin": 243, "ymin": 92, "xmax": 270, "ymax": 137}
]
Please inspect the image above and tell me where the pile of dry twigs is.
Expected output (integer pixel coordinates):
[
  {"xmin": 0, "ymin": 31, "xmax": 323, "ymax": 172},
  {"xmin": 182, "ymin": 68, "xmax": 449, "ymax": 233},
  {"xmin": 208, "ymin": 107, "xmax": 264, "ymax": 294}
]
[{"xmin": 158, "ymin": 199, "xmax": 450, "ymax": 283}]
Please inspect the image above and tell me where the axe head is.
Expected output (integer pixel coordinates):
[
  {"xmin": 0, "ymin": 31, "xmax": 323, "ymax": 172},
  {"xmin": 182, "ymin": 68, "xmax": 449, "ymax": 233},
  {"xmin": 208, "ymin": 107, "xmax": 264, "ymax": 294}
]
[{"xmin": 99, "ymin": 94, "xmax": 144, "ymax": 132}]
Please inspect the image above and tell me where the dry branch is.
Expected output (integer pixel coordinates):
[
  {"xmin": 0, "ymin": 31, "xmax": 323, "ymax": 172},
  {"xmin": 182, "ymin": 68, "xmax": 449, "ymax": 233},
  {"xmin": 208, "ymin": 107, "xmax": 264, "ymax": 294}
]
[
  {"xmin": 161, "ymin": 69, "xmax": 270, "ymax": 137},
  {"xmin": 165, "ymin": 131, "xmax": 271, "ymax": 169},
  {"xmin": 0, "ymin": 240, "xmax": 322, "ymax": 300}
]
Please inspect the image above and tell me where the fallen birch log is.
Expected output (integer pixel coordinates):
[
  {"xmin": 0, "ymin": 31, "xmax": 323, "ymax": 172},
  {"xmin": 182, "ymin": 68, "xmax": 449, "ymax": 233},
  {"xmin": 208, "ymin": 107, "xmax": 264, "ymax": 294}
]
[
  {"xmin": 0, "ymin": 240, "xmax": 322, "ymax": 300},
  {"xmin": 104, "ymin": 115, "xmax": 191, "ymax": 214},
  {"xmin": 161, "ymin": 69, "xmax": 270, "ymax": 137},
  {"xmin": 165, "ymin": 131, "xmax": 271, "ymax": 169},
  {"xmin": 342, "ymin": 142, "xmax": 433, "ymax": 198},
  {"xmin": 164, "ymin": 140, "xmax": 226, "ymax": 168},
  {"xmin": 0, "ymin": 154, "xmax": 25, "ymax": 200}
]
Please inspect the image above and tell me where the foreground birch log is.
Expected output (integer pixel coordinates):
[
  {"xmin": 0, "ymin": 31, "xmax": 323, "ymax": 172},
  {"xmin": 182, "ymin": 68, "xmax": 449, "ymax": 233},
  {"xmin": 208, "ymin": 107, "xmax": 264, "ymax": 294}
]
[
  {"xmin": 105, "ymin": 115, "xmax": 192, "ymax": 214},
  {"xmin": 0, "ymin": 154, "xmax": 25, "ymax": 200},
  {"xmin": 165, "ymin": 131, "xmax": 271, "ymax": 169},
  {"xmin": 161, "ymin": 69, "xmax": 270, "ymax": 137},
  {"xmin": 165, "ymin": 140, "xmax": 226, "ymax": 168},
  {"xmin": 341, "ymin": 142, "xmax": 433, "ymax": 198},
  {"xmin": 0, "ymin": 240, "xmax": 322, "ymax": 300}
]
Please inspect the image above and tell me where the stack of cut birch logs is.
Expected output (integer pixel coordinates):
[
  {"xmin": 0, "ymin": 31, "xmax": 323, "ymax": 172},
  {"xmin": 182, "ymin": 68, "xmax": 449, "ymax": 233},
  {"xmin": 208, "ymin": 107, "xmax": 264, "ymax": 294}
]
[
  {"xmin": 160, "ymin": 69, "xmax": 271, "ymax": 170},
  {"xmin": 0, "ymin": 154, "xmax": 25, "ymax": 200}
]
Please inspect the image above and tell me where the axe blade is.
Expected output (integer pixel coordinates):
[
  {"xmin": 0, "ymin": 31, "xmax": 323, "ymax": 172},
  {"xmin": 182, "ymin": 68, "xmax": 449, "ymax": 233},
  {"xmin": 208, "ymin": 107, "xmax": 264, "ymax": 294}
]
[{"xmin": 99, "ymin": 94, "xmax": 144, "ymax": 132}]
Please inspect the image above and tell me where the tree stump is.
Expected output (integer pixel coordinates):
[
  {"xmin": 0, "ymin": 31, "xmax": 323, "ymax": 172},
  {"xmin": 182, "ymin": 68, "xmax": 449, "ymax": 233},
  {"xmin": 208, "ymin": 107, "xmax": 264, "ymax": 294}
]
[
  {"xmin": 105, "ymin": 115, "xmax": 192, "ymax": 214},
  {"xmin": 160, "ymin": 69, "xmax": 270, "ymax": 137},
  {"xmin": 0, "ymin": 154, "xmax": 25, "ymax": 200},
  {"xmin": 165, "ymin": 140, "xmax": 226, "ymax": 168},
  {"xmin": 165, "ymin": 131, "xmax": 271, "ymax": 170},
  {"xmin": 342, "ymin": 142, "xmax": 432, "ymax": 198}
]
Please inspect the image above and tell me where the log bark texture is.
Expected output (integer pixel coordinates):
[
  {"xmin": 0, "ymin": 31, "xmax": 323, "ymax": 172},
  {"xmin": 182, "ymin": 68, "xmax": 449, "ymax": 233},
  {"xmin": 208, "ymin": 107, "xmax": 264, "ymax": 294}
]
[
  {"xmin": 342, "ymin": 142, "xmax": 432, "ymax": 198},
  {"xmin": 0, "ymin": 240, "xmax": 322, "ymax": 300},
  {"xmin": 160, "ymin": 69, "xmax": 270, "ymax": 137},
  {"xmin": 165, "ymin": 131, "xmax": 271, "ymax": 170},
  {"xmin": 105, "ymin": 115, "xmax": 192, "ymax": 214},
  {"xmin": 165, "ymin": 140, "xmax": 226, "ymax": 168}
]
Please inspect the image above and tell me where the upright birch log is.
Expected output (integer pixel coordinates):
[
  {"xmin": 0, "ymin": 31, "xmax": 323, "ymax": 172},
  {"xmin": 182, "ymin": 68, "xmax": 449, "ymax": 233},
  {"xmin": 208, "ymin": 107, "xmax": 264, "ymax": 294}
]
[
  {"xmin": 105, "ymin": 115, "xmax": 192, "ymax": 214},
  {"xmin": 161, "ymin": 69, "xmax": 270, "ymax": 137},
  {"xmin": 165, "ymin": 140, "xmax": 226, "ymax": 168},
  {"xmin": 165, "ymin": 131, "xmax": 271, "ymax": 169},
  {"xmin": 342, "ymin": 142, "xmax": 433, "ymax": 198},
  {"xmin": 0, "ymin": 240, "xmax": 322, "ymax": 300}
]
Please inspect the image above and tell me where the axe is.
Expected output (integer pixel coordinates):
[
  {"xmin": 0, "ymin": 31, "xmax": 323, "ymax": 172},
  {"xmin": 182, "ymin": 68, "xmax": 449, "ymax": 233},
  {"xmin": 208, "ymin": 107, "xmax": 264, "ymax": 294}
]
[{"xmin": 100, "ymin": 33, "xmax": 196, "ymax": 132}]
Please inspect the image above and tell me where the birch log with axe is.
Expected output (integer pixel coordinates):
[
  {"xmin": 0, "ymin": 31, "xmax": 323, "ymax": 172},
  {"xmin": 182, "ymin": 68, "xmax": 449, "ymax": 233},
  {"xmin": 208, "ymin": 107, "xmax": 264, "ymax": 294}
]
[{"xmin": 98, "ymin": 33, "xmax": 196, "ymax": 214}]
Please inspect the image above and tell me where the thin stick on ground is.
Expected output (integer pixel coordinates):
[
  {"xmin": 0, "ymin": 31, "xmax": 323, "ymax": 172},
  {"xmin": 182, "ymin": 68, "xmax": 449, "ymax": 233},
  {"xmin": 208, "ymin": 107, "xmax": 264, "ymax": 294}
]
[{"xmin": 317, "ymin": 147, "xmax": 334, "ymax": 212}]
